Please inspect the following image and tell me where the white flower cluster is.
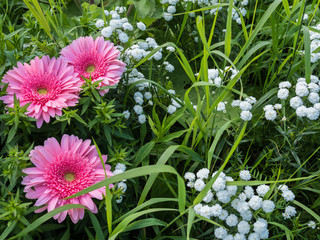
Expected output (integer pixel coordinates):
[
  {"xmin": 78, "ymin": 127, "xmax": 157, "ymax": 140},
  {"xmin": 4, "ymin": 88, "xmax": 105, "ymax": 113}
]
[
  {"xmin": 95, "ymin": 7, "xmax": 134, "ymax": 44},
  {"xmin": 301, "ymin": 23, "xmax": 320, "ymax": 63},
  {"xmin": 231, "ymin": 96, "xmax": 257, "ymax": 121},
  {"xmin": 167, "ymin": 89, "xmax": 183, "ymax": 114},
  {"xmin": 160, "ymin": 0, "xmax": 248, "ymax": 25},
  {"xmin": 123, "ymin": 37, "xmax": 170, "ymax": 64},
  {"xmin": 265, "ymin": 76, "xmax": 320, "ymax": 121},
  {"xmin": 206, "ymin": 66, "xmax": 238, "ymax": 87},
  {"xmin": 277, "ymin": 184, "xmax": 297, "ymax": 219},
  {"xmin": 113, "ymin": 163, "xmax": 127, "ymax": 203},
  {"xmin": 185, "ymin": 168, "xmax": 298, "ymax": 239}
]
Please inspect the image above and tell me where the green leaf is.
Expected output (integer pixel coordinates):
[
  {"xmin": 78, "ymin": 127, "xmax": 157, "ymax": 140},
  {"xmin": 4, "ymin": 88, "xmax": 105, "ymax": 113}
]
[
  {"xmin": 134, "ymin": 141, "xmax": 155, "ymax": 166},
  {"xmin": 10, "ymin": 204, "xmax": 86, "ymax": 239},
  {"xmin": 225, "ymin": 0, "xmax": 234, "ymax": 57},
  {"xmin": 123, "ymin": 218, "xmax": 167, "ymax": 232},
  {"xmin": 88, "ymin": 212, "xmax": 105, "ymax": 240},
  {"xmin": 109, "ymin": 208, "xmax": 177, "ymax": 240},
  {"xmin": 268, "ymin": 222, "xmax": 293, "ymax": 240},
  {"xmin": 158, "ymin": 130, "xmax": 188, "ymax": 143},
  {"xmin": 282, "ymin": 0, "xmax": 291, "ymax": 17},
  {"xmin": 293, "ymin": 200, "xmax": 320, "ymax": 223},
  {"xmin": 0, "ymin": 220, "xmax": 17, "ymax": 240},
  {"xmin": 114, "ymin": 198, "xmax": 178, "ymax": 224},
  {"xmin": 303, "ymin": 26, "xmax": 311, "ymax": 83},
  {"xmin": 132, "ymin": 0, "xmax": 163, "ymax": 22},
  {"xmin": 187, "ymin": 207, "xmax": 195, "ymax": 240}
]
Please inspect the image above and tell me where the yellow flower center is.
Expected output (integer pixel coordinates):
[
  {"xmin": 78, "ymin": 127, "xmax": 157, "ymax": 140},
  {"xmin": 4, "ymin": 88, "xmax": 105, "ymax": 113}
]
[
  {"xmin": 86, "ymin": 65, "xmax": 95, "ymax": 73},
  {"xmin": 37, "ymin": 88, "xmax": 48, "ymax": 95},
  {"xmin": 64, "ymin": 173, "xmax": 75, "ymax": 182}
]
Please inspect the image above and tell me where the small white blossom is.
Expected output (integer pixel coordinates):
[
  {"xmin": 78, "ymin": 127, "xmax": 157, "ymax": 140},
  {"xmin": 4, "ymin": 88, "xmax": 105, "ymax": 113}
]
[
  {"xmin": 240, "ymin": 111, "xmax": 252, "ymax": 121},
  {"xmin": 163, "ymin": 12, "xmax": 173, "ymax": 21},
  {"xmin": 137, "ymin": 22, "xmax": 146, "ymax": 31},
  {"xmin": 197, "ymin": 168, "xmax": 210, "ymax": 179},
  {"xmin": 138, "ymin": 114, "xmax": 146, "ymax": 124},
  {"xmin": 115, "ymin": 163, "xmax": 126, "ymax": 172},
  {"xmin": 217, "ymin": 102, "xmax": 226, "ymax": 111},
  {"xmin": 214, "ymin": 227, "xmax": 228, "ymax": 239},
  {"xmin": 238, "ymin": 221, "xmax": 250, "ymax": 234},
  {"xmin": 256, "ymin": 185, "xmax": 270, "ymax": 197},
  {"xmin": 166, "ymin": 46, "xmax": 175, "ymax": 52},
  {"xmin": 123, "ymin": 22, "xmax": 133, "ymax": 31},
  {"xmin": 249, "ymin": 195, "xmax": 263, "ymax": 210},
  {"xmin": 307, "ymin": 107, "xmax": 320, "ymax": 120},
  {"xmin": 308, "ymin": 221, "xmax": 316, "ymax": 229},
  {"xmin": 241, "ymin": 210, "xmax": 252, "ymax": 221},
  {"xmin": 278, "ymin": 88, "xmax": 289, "ymax": 99},
  {"xmin": 123, "ymin": 110, "xmax": 130, "ymax": 119},
  {"xmin": 279, "ymin": 81, "xmax": 292, "ymax": 88},
  {"xmin": 219, "ymin": 209, "xmax": 229, "ymax": 220},
  {"xmin": 239, "ymin": 101, "xmax": 252, "ymax": 111},
  {"xmin": 184, "ymin": 172, "xmax": 195, "ymax": 181},
  {"xmin": 101, "ymin": 26, "xmax": 113, "ymax": 38},
  {"xmin": 118, "ymin": 182, "xmax": 127, "ymax": 192},
  {"xmin": 290, "ymin": 96, "xmax": 303, "ymax": 109},
  {"xmin": 203, "ymin": 190, "xmax": 214, "ymax": 203},
  {"xmin": 282, "ymin": 190, "xmax": 295, "ymax": 201},
  {"xmin": 265, "ymin": 110, "xmax": 277, "ymax": 120},
  {"xmin": 167, "ymin": 5, "xmax": 176, "ymax": 14},
  {"xmin": 167, "ymin": 105, "xmax": 177, "ymax": 114},
  {"xmin": 239, "ymin": 170, "xmax": 251, "ymax": 181},
  {"xmin": 263, "ymin": 105, "xmax": 274, "ymax": 111},
  {"xmin": 226, "ymin": 214, "xmax": 238, "ymax": 227},
  {"xmin": 262, "ymin": 200, "xmax": 275, "ymax": 213},
  {"xmin": 194, "ymin": 179, "xmax": 206, "ymax": 191},
  {"xmin": 134, "ymin": 105, "xmax": 143, "ymax": 115},
  {"xmin": 283, "ymin": 206, "xmax": 296, "ymax": 219},
  {"xmin": 274, "ymin": 104, "xmax": 282, "ymax": 110},
  {"xmin": 244, "ymin": 186, "xmax": 254, "ymax": 199},
  {"xmin": 296, "ymin": 105, "xmax": 308, "ymax": 117},
  {"xmin": 95, "ymin": 19, "xmax": 104, "ymax": 28},
  {"xmin": 232, "ymin": 100, "xmax": 241, "ymax": 107}
]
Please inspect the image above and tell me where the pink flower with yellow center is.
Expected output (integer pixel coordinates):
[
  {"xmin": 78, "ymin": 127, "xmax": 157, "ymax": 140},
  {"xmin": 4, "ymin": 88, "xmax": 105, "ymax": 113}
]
[
  {"xmin": 0, "ymin": 56, "xmax": 82, "ymax": 128},
  {"xmin": 60, "ymin": 36, "xmax": 126, "ymax": 96},
  {"xmin": 21, "ymin": 134, "xmax": 113, "ymax": 223}
]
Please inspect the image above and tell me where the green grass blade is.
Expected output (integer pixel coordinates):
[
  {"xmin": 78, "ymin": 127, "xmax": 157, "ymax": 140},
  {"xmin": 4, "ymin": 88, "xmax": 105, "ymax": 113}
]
[
  {"xmin": 225, "ymin": 0, "xmax": 233, "ymax": 57},
  {"xmin": 187, "ymin": 207, "xmax": 195, "ymax": 240},
  {"xmin": 293, "ymin": 200, "xmax": 320, "ymax": 223},
  {"xmin": 109, "ymin": 208, "xmax": 178, "ymax": 240},
  {"xmin": 10, "ymin": 204, "xmax": 86, "ymax": 239},
  {"xmin": 88, "ymin": 212, "xmax": 105, "ymax": 240},
  {"xmin": 268, "ymin": 222, "xmax": 293, "ymax": 240},
  {"xmin": 303, "ymin": 26, "xmax": 311, "ymax": 83}
]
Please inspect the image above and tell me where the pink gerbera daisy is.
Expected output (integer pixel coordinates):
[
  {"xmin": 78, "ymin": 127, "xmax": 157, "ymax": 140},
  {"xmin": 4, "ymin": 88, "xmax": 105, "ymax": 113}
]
[
  {"xmin": 0, "ymin": 56, "xmax": 82, "ymax": 128},
  {"xmin": 60, "ymin": 36, "xmax": 126, "ymax": 96},
  {"xmin": 21, "ymin": 134, "xmax": 113, "ymax": 223}
]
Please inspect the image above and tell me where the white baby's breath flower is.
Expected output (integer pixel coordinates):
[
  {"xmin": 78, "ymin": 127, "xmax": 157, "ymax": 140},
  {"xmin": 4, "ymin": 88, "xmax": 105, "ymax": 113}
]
[
  {"xmin": 308, "ymin": 221, "xmax": 316, "ymax": 229},
  {"xmin": 167, "ymin": 105, "xmax": 177, "ymax": 114},
  {"xmin": 184, "ymin": 172, "xmax": 195, "ymax": 181},
  {"xmin": 265, "ymin": 110, "xmax": 277, "ymax": 120},
  {"xmin": 239, "ymin": 170, "xmax": 251, "ymax": 181},
  {"xmin": 194, "ymin": 179, "xmax": 206, "ymax": 191},
  {"xmin": 123, "ymin": 110, "xmax": 130, "ymax": 119},
  {"xmin": 137, "ymin": 22, "xmax": 146, "ymax": 31},
  {"xmin": 240, "ymin": 111, "xmax": 252, "ymax": 121},
  {"xmin": 95, "ymin": 19, "xmax": 104, "ymax": 28},
  {"xmin": 290, "ymin": 96, "xmax": 303, "ymax": 109},
  {"xmin": 277, "ymin": 88, "xmax": 289, "ymax": 99},
  {"xmin": 283, "ymin": 206, "xmax": 296, "ymax": 219},
  {"xmin": 217, "ymin": 102, "xmax": 226, "ymax": 111},
  {"xmin": 138, "ymin": 114, "xmax": 146, "ymax": 124},
  {"xmin": 197, "ymin": 168, "xmax": 210, "ymax": 179}
]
